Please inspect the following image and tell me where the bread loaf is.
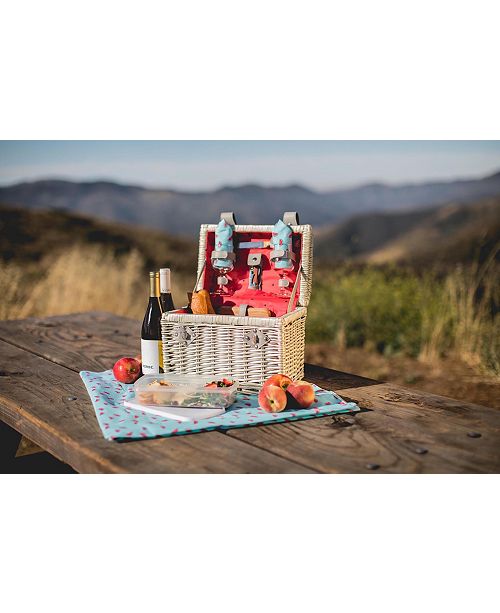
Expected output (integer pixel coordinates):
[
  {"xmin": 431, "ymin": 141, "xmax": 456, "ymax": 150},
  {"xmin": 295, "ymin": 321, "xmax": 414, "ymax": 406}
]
[{"xmin": 191, "ymin": 290, "xmax": 215, "ymax": 315}]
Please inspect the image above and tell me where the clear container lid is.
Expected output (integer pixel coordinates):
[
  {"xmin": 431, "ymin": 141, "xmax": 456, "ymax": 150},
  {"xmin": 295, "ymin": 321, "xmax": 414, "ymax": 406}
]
[{"xmin": 133, "ymin": 374, "xmax": 238, "ymax": 409}]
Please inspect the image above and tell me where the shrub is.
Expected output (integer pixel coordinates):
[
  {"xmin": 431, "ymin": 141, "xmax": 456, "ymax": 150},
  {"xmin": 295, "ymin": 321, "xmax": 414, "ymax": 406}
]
[{"xmin": 307, "ymin": 261, "xmax": 499, "ymax": 373}]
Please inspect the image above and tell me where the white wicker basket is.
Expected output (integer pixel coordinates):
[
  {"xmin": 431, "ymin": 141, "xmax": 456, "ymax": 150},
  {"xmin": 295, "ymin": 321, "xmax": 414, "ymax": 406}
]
[{"xmin": 161, "ymin": 222, "xmax": 313, "ymax": 384}]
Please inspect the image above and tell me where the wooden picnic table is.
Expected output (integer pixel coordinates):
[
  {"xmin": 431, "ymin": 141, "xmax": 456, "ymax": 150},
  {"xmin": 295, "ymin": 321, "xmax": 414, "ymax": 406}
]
[{"xmin": 0, "ymin": 311, "xmax": 499, "ymax": 473}]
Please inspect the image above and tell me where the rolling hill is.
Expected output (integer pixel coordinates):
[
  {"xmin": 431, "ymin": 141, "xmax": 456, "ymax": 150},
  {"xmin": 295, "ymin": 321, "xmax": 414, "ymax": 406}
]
[
  {"xmin": 0, "ymin": 204, "xmax": 197, "ymax": 274},
  {"xmin": 1, "ymin": 169, "xmax": 500, "ymax": 235},
  {"xmin": 315, "ymin": 196, "xmax": 500, "ymax": 266}
]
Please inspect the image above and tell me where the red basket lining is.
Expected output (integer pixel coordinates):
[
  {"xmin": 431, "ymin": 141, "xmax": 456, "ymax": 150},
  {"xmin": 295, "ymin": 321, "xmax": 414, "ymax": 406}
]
[{"xmin": 197, "ymin": 230, "xmax": 303, "ymax": 317}]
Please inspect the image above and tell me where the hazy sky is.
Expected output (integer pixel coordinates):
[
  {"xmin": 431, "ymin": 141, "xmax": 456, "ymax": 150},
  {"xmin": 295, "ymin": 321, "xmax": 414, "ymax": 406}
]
[{"xmin": 1, "ymin": 141, "xmax": 500, "ymax": 191}]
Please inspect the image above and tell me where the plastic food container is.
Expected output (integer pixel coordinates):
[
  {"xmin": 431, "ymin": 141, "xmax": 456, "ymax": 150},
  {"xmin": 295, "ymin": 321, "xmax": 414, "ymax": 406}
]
[{"xmin": 133, "ymin": 374, "xmax": 238, "ymax": 409}]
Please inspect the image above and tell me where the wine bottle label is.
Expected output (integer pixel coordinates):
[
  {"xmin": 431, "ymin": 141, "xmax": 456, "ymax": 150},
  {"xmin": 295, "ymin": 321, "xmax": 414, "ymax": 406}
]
[{"xmin": 141, "ymin": 339, "xmax": 163, "ymax": 374}]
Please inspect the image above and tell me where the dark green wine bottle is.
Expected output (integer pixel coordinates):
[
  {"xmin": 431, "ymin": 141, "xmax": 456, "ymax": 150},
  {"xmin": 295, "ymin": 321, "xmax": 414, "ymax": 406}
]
[{"xmin": 141, "ymin": 272, "xmax": 163, "ymax": 374}]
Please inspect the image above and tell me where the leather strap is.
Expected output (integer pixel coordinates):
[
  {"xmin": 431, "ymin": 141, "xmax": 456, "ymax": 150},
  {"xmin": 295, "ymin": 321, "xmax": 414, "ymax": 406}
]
[
  {"xmin": 283, "ymin": 211, "xmax": 299, "ymax": 225},
  {"xmin": 193, "ymin": 261, "xmax": 206, "ymax": 293},
  {"xmin": 211, "ymin": 250, "xmax": 236, "ymax": 260},
  {"xmin": 220, "ymin": 212, "xmax": 237, "ymax": 225},
  {"xmin": 287, "ymin": 263, "xmax": 302, "ymax": 313},
  {"xmin": 270, "ymin": 249, "xmax": 296, "ymax": 261}
]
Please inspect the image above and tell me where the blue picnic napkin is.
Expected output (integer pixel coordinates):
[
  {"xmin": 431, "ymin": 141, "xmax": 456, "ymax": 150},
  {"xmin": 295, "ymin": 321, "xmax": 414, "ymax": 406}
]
[
  {"xmin": 80, "ymin": 370, "xmax": 360, "ymax": 441},
  {"xmin": 213, "ymin": 218, "xmax": 234, "ymax": 269},
  {"xmin": 271, "ymin": 219, "xmax": 294, "ymax": 269}
]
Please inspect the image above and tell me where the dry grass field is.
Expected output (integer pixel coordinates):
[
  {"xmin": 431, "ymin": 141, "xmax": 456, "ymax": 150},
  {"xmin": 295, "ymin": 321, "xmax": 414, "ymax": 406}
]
[
  {"xmin": 0, "ymin": 244, "xmax": 191, "ymax": 321},
  {"xmin": 1, "ymin": 244, "xmax": 498, "ymax": 407}
]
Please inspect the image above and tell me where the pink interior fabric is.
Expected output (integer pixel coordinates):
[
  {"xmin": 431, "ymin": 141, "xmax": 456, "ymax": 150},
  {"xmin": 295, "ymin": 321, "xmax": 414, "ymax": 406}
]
[
  {"xmin": 173, "ymin": 230, "xmax": 303, "ymax": 317},
  {"xmin": 203, "ymin": 231, "xmax": 303, "ymax": 317}
]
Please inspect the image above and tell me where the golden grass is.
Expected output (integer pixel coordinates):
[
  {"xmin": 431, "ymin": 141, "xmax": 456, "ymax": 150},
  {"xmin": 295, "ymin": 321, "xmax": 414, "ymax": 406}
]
[
  {"xmin": 419, "ymin": 251, "xmax": 499, "ymax": 372},
  {"xmin": 0, "ymin": 244, "xmax": 191, "ymax": 321},
  {"xmin": 0, "ymin": 260, "xmax": 24, "ymax": 320},
  {"xmin": 1, "ymin": 244, "xmax": 498, "ymax": 375}
]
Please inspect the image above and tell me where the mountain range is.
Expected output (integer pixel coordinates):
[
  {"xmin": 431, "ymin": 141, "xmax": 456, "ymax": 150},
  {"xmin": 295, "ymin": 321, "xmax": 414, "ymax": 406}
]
[
  {"xmin": 0, "ymin": 203, "xmax": 197, "ymax": 273},
  {"xmin": 1, "ymin": 196, "xmax": 498, "ymax": 272},
  {"xmin": 315, "ymin": 196, "xmax": 500, "ymax": 266},
  {"xmin": 1, "ymin": 170, "xmax": 500, "ymax": 235}
]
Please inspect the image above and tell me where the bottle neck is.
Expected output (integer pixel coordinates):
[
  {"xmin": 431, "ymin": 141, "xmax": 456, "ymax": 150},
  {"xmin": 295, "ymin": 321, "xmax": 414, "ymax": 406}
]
[{"xmin": 149, "ymin": 275, "xmax": 157, "ymax": 297}]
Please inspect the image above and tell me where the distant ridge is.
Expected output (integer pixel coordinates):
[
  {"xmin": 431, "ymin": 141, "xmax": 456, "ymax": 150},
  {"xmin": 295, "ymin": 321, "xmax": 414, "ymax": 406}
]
[
  {"xmin": 1, "ymin": 196, "xmax": 498, "ymax": 271},
  {"xmin": 0, "ymin": 203, "xmax": 197, "ymax": 273},
  {"xmin": 1, "ymin": 170, "xmax": 500, "ymax": 235},
  {"xmin": 315, "ymin": 196, "xmax": 500, "ymax": 266}
]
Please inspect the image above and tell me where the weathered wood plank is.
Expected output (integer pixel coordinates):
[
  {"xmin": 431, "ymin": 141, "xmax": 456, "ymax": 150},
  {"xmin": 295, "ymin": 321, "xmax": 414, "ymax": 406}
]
[
  {"xmin": 0, "ymin": 340, "xmax": 313, "ymax": 473},
  {"xmin": 304, "ymin": 362, "xmax": 379, "ymax": 390},
  {"xmin": 15, "ymin": 436, "xmax": 44, "ymax": 457},
  {"xmin": 1, "ymin": 312, "xmax": 498, "ymax": 474},
  {"xmin": 336, "ymin": 383, "xmax": 500, "ymax": 431},
  {"xmin": 0, "ymin": 312, "xmax": 140, "ymax": 373},
  {"xmin": 227, "ymin": 380, "xmax": 500, "ymax": 473}
]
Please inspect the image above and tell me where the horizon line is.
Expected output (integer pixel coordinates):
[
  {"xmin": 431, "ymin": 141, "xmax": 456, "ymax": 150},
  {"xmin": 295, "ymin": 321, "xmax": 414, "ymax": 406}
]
[{"xmin": 1, "ymin": 166, "xmax": 499, "ymax": 193}]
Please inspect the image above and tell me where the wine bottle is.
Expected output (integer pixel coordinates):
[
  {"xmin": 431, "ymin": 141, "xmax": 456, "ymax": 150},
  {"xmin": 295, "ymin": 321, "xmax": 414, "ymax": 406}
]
[
  {"xmin": 141, "ymin": 271, "xmax": 163, "ymax": 374},
  {"xmin": 159, "ymin": 268, "xmax": 175, "ymax": 312}
]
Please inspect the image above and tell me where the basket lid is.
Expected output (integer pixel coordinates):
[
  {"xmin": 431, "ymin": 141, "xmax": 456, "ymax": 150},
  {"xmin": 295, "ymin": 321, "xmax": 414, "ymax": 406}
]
[{"xmin": 195, "ymin": 214, "xmax": 313, "ymax": 316}]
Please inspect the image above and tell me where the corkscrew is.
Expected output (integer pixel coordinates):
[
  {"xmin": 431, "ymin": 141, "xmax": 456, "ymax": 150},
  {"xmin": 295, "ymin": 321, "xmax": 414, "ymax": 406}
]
[{"xmin": 247, "ymin": 253, "xmax": 263, "ymax": 290}]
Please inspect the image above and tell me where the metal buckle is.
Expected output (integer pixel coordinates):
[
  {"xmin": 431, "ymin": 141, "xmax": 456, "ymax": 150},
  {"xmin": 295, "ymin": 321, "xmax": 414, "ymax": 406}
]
[
  {"xmin": 270, "ymin": 249, "xmax": 296, "ymax": 261},
  {"xmin": 211, "ymin": 250, "xmax": 236, "ymax": 260},
  {"xmin": 243, "ymin": 329, "xmax": 269, "ymax": 349},
  {"xmin": 172, "ymin": 325, "xmax": 196, "ymax": 347}
]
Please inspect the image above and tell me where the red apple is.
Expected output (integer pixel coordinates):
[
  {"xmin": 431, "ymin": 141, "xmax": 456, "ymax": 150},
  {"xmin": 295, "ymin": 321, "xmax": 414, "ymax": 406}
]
[
  {"xmin": 262, "ymin": 373, "xmax": 293, "ymax": 391},
  {"xmin": 286, "ymin": 380, "xmax": 315, "ymax": 409},
  {"xmin": 258, "ymin": 384, "xmax": 287, "ymax": 413},
  {"xmin": 112, "ymin": 357, "xmax": 142, "ymax": 384}
]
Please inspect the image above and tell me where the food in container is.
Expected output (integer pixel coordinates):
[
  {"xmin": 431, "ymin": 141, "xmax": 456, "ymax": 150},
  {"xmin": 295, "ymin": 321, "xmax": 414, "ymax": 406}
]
[{"xmin": 133, "ymin": 374, "xmax": 238, "ymax": 409}]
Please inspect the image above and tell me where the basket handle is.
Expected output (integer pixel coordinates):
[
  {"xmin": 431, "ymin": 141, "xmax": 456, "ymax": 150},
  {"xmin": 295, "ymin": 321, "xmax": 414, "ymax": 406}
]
[{"xmin": 287, "ymin": 263, "xmax": 302, "ymax": 313}]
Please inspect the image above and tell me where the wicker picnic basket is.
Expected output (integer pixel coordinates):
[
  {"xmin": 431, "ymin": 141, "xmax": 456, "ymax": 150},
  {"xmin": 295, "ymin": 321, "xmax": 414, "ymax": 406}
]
[{"xmin": 161, "ymin": 214, "xmax": 313, "ymax": 384}]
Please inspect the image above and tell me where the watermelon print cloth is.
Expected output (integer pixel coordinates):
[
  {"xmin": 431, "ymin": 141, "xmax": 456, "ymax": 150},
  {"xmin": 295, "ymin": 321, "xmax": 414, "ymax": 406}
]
[{"xmin": 80, "ymin": 369, "xmax": 360, "ymax": 442}]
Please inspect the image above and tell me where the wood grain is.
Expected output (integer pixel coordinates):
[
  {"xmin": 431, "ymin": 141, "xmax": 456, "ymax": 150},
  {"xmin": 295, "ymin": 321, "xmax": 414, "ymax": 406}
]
[
  {"xmin": 15, "ymin": 436, "xmax": 44, "ymax": 457},
  {"xmin": 227, "ymin": 379, "xmax": 500, "ymax": 473},
  {"xmin": 0, "ymin": 311, "xmax": 140, "ymax": 373},
  {"xmin": 304, "ymin": 362, "xmax": 379, "ymax": 390},
  {"xmin": 0, "ymin": 335, "xmax": 312, "ymax": 473}
]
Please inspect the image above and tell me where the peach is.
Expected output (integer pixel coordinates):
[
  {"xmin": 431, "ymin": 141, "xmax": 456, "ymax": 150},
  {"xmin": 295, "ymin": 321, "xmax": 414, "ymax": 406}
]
[
  {"xmin": 258, "ymin": 384, "xmax": 287, "ymax": 413},
  {"xmin": 286, "ymin": 380, "xmax": 315, "ymax": 409},
  {"xmin": 262, "ymin": 373, "xmax": 293, "ymax": 391}
]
